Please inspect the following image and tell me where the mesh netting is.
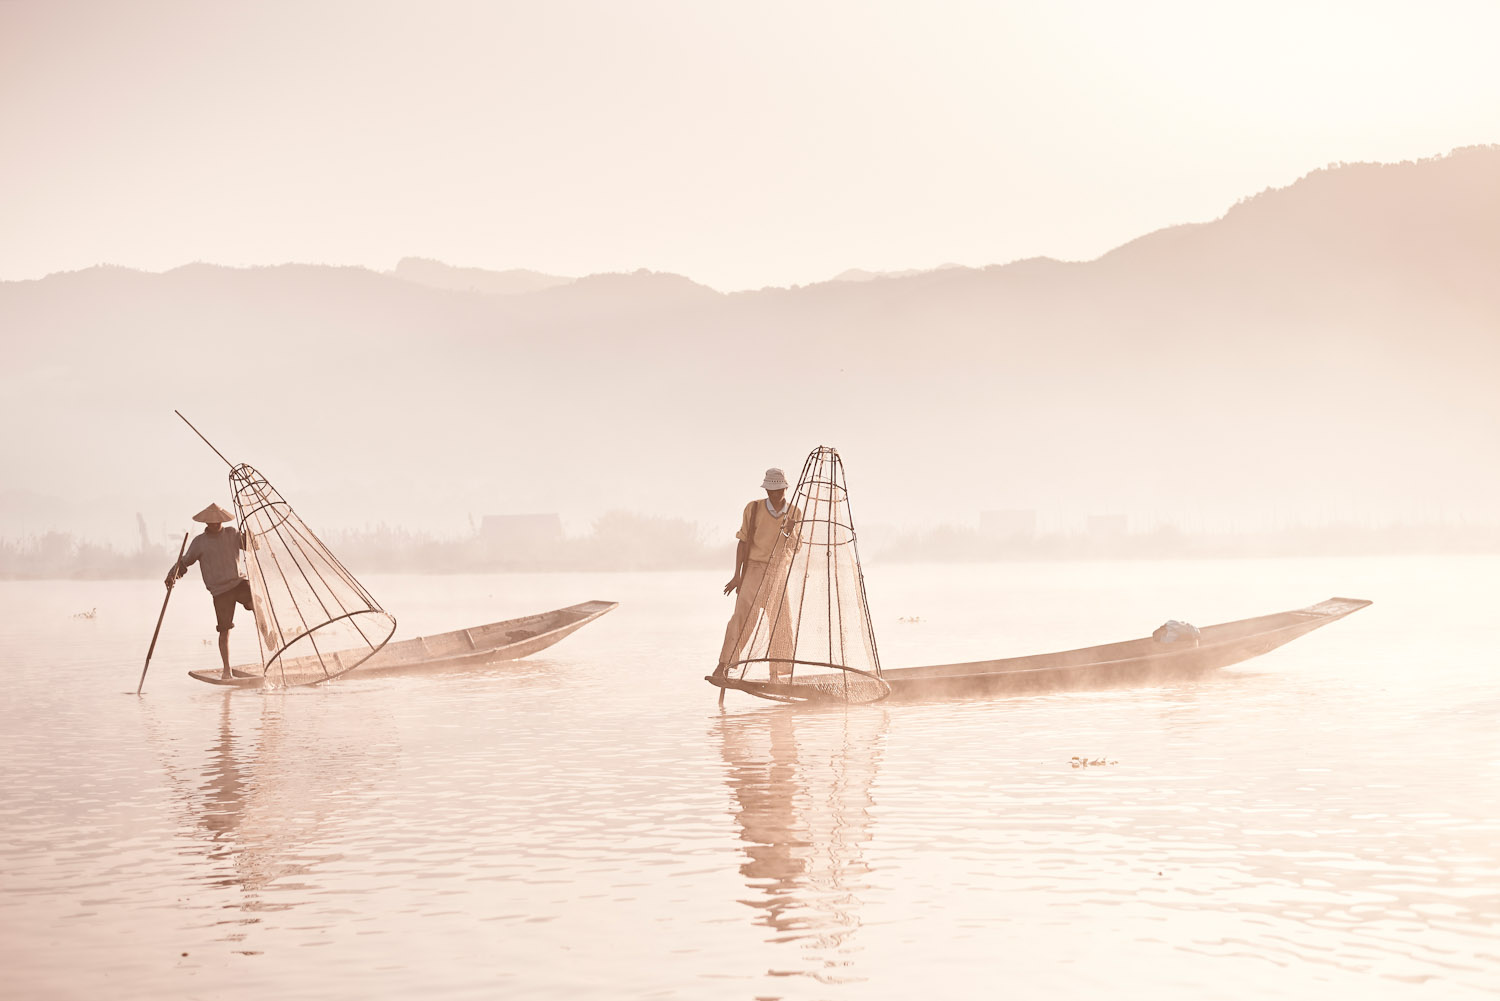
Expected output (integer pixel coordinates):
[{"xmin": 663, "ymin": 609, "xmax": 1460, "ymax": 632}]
[
  {"xmin": 230, "ymin": 463, "xmax": 396, "ymax": 688},
  {"xmin": 723, "ymin": 447, "xmax": 890, "ymax": 704}
]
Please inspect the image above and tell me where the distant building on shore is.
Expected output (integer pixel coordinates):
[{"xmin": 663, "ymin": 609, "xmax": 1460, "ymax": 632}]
[
  {"xmin": 479, "ymin": 514, "xmax": 564, "ymax": 561},
  {"xmin": 980, "ymin": 509, "xmax": 1037, "ymax": 539}
]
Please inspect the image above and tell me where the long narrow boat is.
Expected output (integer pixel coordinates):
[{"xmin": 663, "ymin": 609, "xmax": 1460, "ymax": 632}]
[
  {"xmin": 708, "ymin": 597, "xmax": 1370, "ymax": 703},
  {"xmin": 190, "ymin": 599, "xmax": 617, "ymax": 688}
]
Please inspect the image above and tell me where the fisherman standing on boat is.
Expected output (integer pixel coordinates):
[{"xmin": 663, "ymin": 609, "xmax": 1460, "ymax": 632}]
[
  {"xmin": 165, "ymin": 503, "xmax": 253, "ymax": 680},
  {"xmin": 717, "ymin": 468, "xmax": 801, "ymax": 683}
]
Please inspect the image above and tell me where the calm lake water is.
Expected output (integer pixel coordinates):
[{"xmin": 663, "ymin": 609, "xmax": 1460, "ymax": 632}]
[{"xmin": 2, "ymin": 557, "xmax": 1497, "ymax": 1000}]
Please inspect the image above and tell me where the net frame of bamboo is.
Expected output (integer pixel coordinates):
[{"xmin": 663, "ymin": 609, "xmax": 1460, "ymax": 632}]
[
  {"xmin": 721, "ymin": 446, "xmax": 890, "ymax": 704},
  {"xmin": 229, "ymin": 463, "xmax": 396, "ymax": 688}
]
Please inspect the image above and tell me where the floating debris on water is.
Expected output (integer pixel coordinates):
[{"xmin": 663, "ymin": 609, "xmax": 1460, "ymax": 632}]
[
  {"xmin": 72, "ymin": 607, "xmax": 97, "ymax": 620},
  {"xmin": 898, "ymin": 616, "xmax": 924, "ymax": 624},
  {"xmin": 1070, "ymin": 756, "xmax": 1118, "ymax": 768}
]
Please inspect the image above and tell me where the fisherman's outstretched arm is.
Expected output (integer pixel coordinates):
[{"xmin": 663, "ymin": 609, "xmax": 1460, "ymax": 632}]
[
  {"xmin": 724, "ymin": 539, "xmax": 749, "ymax": 595},
  {"xmin": 166, "ymin": 540, "xmax": 199, "ymax": 584}
]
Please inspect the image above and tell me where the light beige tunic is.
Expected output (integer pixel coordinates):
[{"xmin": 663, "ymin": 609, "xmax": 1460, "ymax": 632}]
[
  {"xmin": 719, "ymin": 499, "xmax": 802, "ymax": 674},
  {"xmin": 735, "ymin": 499, "xmax": 800, "ymax": 563}
]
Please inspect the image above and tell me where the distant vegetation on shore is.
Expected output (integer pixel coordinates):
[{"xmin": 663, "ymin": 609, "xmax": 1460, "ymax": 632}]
[{"xmin": 4, "ymin": 517, "xmax": 1496, "ymax": 580}]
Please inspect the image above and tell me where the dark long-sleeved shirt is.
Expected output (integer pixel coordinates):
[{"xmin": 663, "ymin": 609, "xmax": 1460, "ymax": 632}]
[{"xmin": 180, "ymin": 528, "xmax": 246, "ymax": 596}]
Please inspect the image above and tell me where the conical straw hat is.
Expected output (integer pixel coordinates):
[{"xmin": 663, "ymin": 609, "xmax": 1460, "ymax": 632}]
[{"xmin": 192, "ymin": 502, "xmax": 235, "ymax": 523}]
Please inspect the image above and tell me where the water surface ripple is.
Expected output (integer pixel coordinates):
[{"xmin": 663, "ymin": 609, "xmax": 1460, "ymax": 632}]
[{"xmin": 1, "ymin": 559, "xmax": 1497, "ymax": 998}]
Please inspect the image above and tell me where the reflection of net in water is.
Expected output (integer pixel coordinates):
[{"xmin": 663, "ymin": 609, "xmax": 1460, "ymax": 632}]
[
  {"xmin": 725, "ymin": 446, "xmax": 889, "ymax": 703},
  {"xmin": 230, "ymin": 463, "xmax": 396, "ymax": 688},
  {"xmin": 719, "ymin": 708, "xmax": 888, "ymax": 979}
]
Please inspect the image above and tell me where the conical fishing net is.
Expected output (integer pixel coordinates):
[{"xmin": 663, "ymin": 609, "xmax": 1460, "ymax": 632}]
[
  {"xmin": 722, "ymin": 447, "xmax": 889, "ymax": 704},
  {"xmin": 230, "ymin": 463, "xmax": 396, "ymax": 688}
]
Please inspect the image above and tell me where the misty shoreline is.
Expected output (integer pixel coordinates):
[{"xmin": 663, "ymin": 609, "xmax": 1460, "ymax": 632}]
[{"xmin": 5, "ymin": 520, "xmax": 1496, "ymax": 581}]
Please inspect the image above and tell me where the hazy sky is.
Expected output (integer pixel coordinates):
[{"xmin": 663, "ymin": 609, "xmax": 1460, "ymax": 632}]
[{"xmin": 3, "ymin": 0, "xmax": 1497, "ymax": 290}]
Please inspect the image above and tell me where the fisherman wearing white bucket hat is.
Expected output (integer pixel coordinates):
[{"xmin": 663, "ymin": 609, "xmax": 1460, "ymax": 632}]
[
  {"xmin": 716, "ymin": 467, "xmax": 801, "ymax": 681},
  {"xmin": 165, "ymin": 502, "xmax": 254, "ymax": 679}
]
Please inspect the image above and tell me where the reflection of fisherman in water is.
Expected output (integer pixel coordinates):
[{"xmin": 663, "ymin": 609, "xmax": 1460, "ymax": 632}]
[
  {"xmin": 717, "ymin": 708, "xmax": 888, "ymax": 982},
  {"xmin": 146, "ymin": 695, "xmax": 394, "ymax": 903},
  {"xmin": 199, "ymin": 695, "xmax": 247, "ymax": 852}
]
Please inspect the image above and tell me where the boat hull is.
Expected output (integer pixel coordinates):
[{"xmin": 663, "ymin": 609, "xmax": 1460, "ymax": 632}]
[
  {"xmin": 709, "ymin": 597, "xmax": 1371, "ymax": 703},
  {"xmin": 184, "ymin": 667, "xmax": 262, "ymax": 688},
  {"xmin": 189, "ymin": 599, "xmax": 617, "ymax": 688}
]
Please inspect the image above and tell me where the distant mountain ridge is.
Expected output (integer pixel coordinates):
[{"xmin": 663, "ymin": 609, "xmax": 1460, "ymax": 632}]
[
  {"xmin": 831, "ymin": 263, "xmax": 969, "ymax": 283},
  {"xmin": 388, "ymin": 257, "xmax": 572, "ymax": 295},
  {"xmin": 2, "ymin": 145, "xmax": 1496, "ymax": 544}
]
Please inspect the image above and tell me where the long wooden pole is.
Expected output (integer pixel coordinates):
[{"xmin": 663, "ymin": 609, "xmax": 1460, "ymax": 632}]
[
  {"xmin": 136, "ymin": 532, "xmax": 191, "ymax": 695},
  {"xmin": 175, "ymin": 410, "xmax": 234, "ymax": 468}
]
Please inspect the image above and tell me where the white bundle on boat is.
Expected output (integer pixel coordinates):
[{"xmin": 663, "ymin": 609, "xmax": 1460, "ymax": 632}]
[{"xmin": 1152, "ymin": 619, "xmax": 1201, "ymax": 646}]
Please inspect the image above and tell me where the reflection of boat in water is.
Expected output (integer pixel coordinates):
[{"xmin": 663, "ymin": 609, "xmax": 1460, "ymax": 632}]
[
  {"xmin": 190, "ymin": 600, "xmax": 618, "ymax": 688},
  {"xmin": 712, "ymin": 597, "xmax": 1371, "ymax": 702},
  {"xmin": 717, "ymin": 707, "xmax": 887, "ymax": 983}
]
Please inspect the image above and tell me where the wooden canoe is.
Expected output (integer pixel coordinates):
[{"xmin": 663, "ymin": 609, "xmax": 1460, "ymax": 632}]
[
  {"xmin": 708, "ymin": 596, "xmax": 1371, "ymax": 703},
  {"xmin": 189, "ymin": 599, "xmax": 618, "ymax": 688}
]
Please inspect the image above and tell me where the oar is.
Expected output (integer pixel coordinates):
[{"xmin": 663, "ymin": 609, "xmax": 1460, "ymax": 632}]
[{"xmin": 135, "ymin": 532, "xmax": 190, "ymax": 695}]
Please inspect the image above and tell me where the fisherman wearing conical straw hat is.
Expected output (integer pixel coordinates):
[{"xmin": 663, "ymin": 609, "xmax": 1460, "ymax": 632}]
[
  {"xmin": 165, "ymin": 502, "xmax": 254, "ymax": 680},
  {"xmin": 717, "ymin": 467, "xmax": 801, "ymax": 683}
]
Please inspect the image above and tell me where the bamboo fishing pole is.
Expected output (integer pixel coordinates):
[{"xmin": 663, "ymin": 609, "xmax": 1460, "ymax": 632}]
[
  {"xmin": 135, "ymin": 532, "xmax": 190, "ymax": 695},
  {"xmin": 175, "ymin": 410, "xmax": 234, "ymax": 468}
]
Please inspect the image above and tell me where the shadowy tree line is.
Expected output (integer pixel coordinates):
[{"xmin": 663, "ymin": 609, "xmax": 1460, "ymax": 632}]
[
  {"xmin": 324, "ymin": 511, "xmax": 730, "ymax": 573},
  {"xmin": 0, "ymin": 533, "xmax": 179, "ymax": 579},
  {"xmin": 6, "ymin": 516, "xmax": 1499, "ymax": 580},
  {"xmin": 872, "ymin": 521, "xmax": 1500, "ymax": 562},
  {"xmin": 0, "ymin": 512, "xmax": 731, "ymax": 579}
]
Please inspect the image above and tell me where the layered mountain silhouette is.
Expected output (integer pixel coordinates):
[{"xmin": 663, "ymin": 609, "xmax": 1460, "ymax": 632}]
[
  {"xmin": 388, "ymin": 257, "xmax": 570, "ymax": 296},
  {"xmin": 831, "ymin": 264, "xmax": 967, "ymax": 283},
  {"xmin": 2, "ymin": 146, "xmax": 1496, "ymax": 542}
]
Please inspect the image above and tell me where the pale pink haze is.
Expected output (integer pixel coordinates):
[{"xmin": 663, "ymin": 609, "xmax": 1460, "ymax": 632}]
[{"xmin": 2, "ymin": 0, "xmax": 1498, "ymax": 289}]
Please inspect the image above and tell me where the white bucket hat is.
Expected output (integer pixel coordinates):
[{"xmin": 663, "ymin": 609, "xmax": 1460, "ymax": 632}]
[
  {"xmin": 760, "ymin": 468, "xmax": 790, "ymax": 491},
  {"xmin": 192, "ymin": 502, "xmax": 236, "ymax": 524}
]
